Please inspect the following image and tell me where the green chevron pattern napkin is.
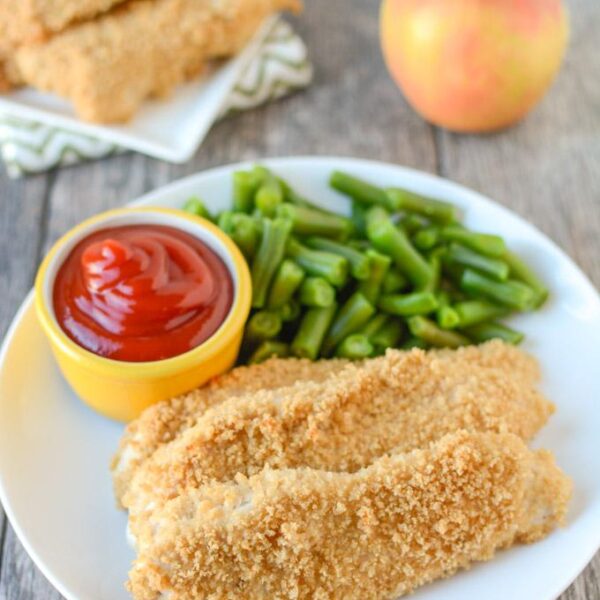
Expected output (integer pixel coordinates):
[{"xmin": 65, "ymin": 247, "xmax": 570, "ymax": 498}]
[{"xmin": 0, "ymin": 18, "xmax": 312, "ymax": 178}]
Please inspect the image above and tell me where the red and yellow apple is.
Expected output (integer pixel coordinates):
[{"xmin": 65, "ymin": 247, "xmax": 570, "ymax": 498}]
[{"xmin": 380, "ymin": 0, "xmax": 569, "ymax": 132}]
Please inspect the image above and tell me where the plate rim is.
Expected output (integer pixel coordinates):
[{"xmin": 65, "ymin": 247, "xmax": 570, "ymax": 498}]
[{"xmin": 0, "ymin": 156, "xmax": 599, "ymax": 600}]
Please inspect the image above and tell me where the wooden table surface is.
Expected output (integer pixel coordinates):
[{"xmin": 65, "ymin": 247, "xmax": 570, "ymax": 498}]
[{"xmin": 0, "ymin": 1, "xmax": 598, "ymax": 598}]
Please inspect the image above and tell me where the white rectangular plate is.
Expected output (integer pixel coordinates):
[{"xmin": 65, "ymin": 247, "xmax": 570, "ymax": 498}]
[{"xmin": 0, "ymin": 17, "xmax": 276, "ymax": 163}]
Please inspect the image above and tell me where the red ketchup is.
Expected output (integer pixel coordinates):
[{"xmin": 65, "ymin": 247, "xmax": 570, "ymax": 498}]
[{"xmin": 53, "ymin": 225, "xmax": 234, "ymax": 362}]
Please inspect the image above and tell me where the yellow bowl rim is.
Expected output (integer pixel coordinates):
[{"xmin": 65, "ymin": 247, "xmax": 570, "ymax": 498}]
[{"xmin": 34, "ymin": 206, "xmax": 252, "ymax": 379}]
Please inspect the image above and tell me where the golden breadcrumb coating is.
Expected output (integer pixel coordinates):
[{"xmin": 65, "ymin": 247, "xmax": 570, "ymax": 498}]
[
  {"xmin": 127, "ymin": 431, "xmax": 571, "ymax": 600},
  {"xmin": 124, "ymin": 344, "xmax": 553, "ymax": 527},
  {"xmin": 111, "ymin": 357, "xmax": 349, "ymax": 505},
  {"xmin": 0, "ymin": 63, "xmax": 13, "ymax": 91},
  {"xmin": 0, "ymin": 0, "xmax": 128, "ymax": 51},
  {"xmin": 13, "ymin": 0, "xmax": 302, "ymax": 122},
  {"xmin": 0, "ymin": 0, "xmax": 129, "ymax": 90},
  {"xmin": 112, "ymin": 340, "xmax": 538, "ymax": 505}
]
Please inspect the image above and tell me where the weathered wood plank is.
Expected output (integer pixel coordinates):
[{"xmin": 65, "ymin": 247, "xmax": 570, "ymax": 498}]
[
  {"xmin": 561, "ymin": 556, "xmax": 600, "ymax": 600},
  {"xmin": 0, "ymin": 528, "xmax": 62, "ymax": 600},
  {"xmin": 0, "ymin": 170, "xmax": 52, "ymax": 599},
  {"xmin": 435, "ymin": 0, "xmax": 600, "ymax": 597}
]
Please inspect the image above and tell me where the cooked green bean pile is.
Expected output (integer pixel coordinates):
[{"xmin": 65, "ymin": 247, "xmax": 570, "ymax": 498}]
[{"xmin": 183, "ymin": 166, "xmax": 548, "ymax": 363}]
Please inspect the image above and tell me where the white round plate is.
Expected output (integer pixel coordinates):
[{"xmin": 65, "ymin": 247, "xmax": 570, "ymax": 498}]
[{"xmin": 0, "ymin": 157, "xmax": 599, "ymax": 600}]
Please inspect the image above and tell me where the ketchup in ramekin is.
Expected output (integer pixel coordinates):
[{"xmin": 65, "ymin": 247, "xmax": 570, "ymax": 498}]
[{"xmin": 53, "ymin": 224, "xmax": 234, "ymax": 362}]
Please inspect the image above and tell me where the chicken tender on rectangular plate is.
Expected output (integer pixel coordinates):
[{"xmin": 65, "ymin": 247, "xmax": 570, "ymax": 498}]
[
  {"xmin": 0, "ymin": 0, "xmax": 128, "ymax": 50},
  {"xmin": 124, "ymin": 343, "xmax": 553, "ymax": 526},
  {"xmin": 0, "ymin": 62, "xmax": 15, "ymax": 91},
  {"xmin": 127, "ymin": 430, "xmax": 571, "ymax": 600},
  {"xmin": 14, "ymin": 0, "xmax": 302, "ymax": 122},
  {"xmin": 0, "ymin": 0, "xmax": 129, "ymax": 90}
]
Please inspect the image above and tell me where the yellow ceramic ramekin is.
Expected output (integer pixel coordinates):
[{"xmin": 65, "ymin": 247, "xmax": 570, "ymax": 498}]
[{"xmin": 34, "ymin": 207, "xmax": 252, "ymax": 422}]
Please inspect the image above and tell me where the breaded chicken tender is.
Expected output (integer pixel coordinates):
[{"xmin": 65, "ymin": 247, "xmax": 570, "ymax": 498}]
[
  {"xmin": 0, "ymin": 0, "xmax": 128, "ymax": 50},
  {"xmin": 0, "ymin": 62, "xmax": 14, "ymax": 91},
  {"xmin": 127, "ymin": 431, "xmax": 571, "ymax": 600},
  {"xmin": 112, "ymin": 341, "xmax": 539, "ymax": 505},
  {"xmin": 124, "ymin": 344, "xmax": 553, "ymax": 526},
  {"xmin": 0, "ymin": 0, "xmax": 129, "ymax": 90},
  {"xmin": 112, "ymin": 357, "xmax": 349, "ymax": 505},
  {"xmin": 14, "ymin": 0, "xmax": 302, "ymax": 122}
]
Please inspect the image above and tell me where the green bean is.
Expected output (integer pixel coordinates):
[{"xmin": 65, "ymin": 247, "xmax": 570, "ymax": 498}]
[
  {"xmin": 359, "ymin": 313, "xmax": 389, "ymax": 340},
  {"xmin": 255, "ymin": 175, "xmax": 284, "ymax": 217},
  {"xmin": 371, "ymin": 318, "xmax": 404, "ymax": 350},
  {"xmin": 251, "ymin": 218, "xmax": 292, "ymax": 309},
  {"xmin": 446, "ymin": 287, "xmax": 468, "ymax": 302},
  {"xmin": 220, "ymin": 211, "xmax": 260, "ymax": 258},
  {"xmin": 266, "ymin": 259, "xmax": 305, "ymax": 309},
  {"xmin": 386, "ymin": 188, "xmax": 458, "ymax": 224},
  {"xmin": 276, "ymin": 299, "xmax": 301, "ymax": 322},
  {"xmin": 503, "ymin": 250, "xmax": 549, "ymax": 307},
  {"xmin": 358, "ymin": 249, "xmax": 392, "ymax": 304},
  {"xmin": 299, "ymin": 277, "xmax": 336, "ymax": 307},
  {"xmin": 365, "ymin": 205, "xmax": 390, "ymax": 230},
  {"xmin": 227, "ymin": 213, "xmax": 260, "ymax": 260},
  {"xmin": 413, "ymin": 227, "xmax": 440, "ymax": 251},
  {"xmin": 291, "ymin": 304, "xmax": 337, "ymax": 359},
  {"xmin": 445, "ymin": 243, "xmax": 510, "ymax": 281},
  {"xmin": 183, "ymin": 196, "xmax": 212, "ymax": 220},
  {"xmin": 433, "ymin": 290, "xmax": 447, "ymax": 309},
  {"xmin": 249, "ymin": 341, "xmax": 289, "ymax": 364},
  {"xmin": 245, "ymin": 311, "xmax": 282, "ymax": 342},
  {"xmin": 437, "ymin": 306, "xmax": 460, "ymax": 329},
  {"xmin": 398, "ymin": 213, "xmax": 431, "ymax": 237},
  {"xmin": 422, "ymin": 254, "xmax": 441, "ymax": 292},
  {"xmin": 217, "ymin": 210, "xmax": 235, "ymax": 233},
  {"xmin": 463, "ymin": 322, "xmax": 524, "ymax": 345},
  {"xmin": 251, "ymin": 165, "xmax": 271, "ymax": 181},
  {"xmin": 276, "ymin": 203, "xmax": 354, "ymax": 240},
  {"xmin": 425, "ymin": 244, "xmax": 447, "ymax": 260},
  {"xmin": 232, "ymin": 171, "xmax": 258, "ymax": 213},
  {"xmin": 305, "ymin": 236, "xmax": 370, "ymax": 280},
  {"xmin": 440, "ymin": 258, "xmax": 464, "ymax": 284},
  {"xmin": 453, "ymin": 300, "xmax": 508, "ymax": 328},
  {"xmin": 335, "ymin": 334, "xmax": 374, "ymax": 359},
  {"xmin": 382, "ymin": 269, "xmax": 409, "ymax": 294},
  {"xmin": 401, "ymin": 336, "xmax": 430, "ymax": 350},
  {"xmin": 407, "ymin": 316, "xmax": 470, "ymax": 348},
  {"xmin": 398, "ymin": 213, "xmax": 429, "ymax": 235},
  {"xmin": 367, "ymin": 219, "xmax": 433, "ymax": 289},
  {"xmin": 398, "ymin": 213, "xmax": 431, "ymax": 238},
  {"xmin": 460, "ymin": 269, "xmax": 535, "ymax": 311},
  {"xmin": 351, "ymin": 199, "xmax": 368, "ymax": 237},
  {"xmin": 378, "ymin": 292, "xmax": 439, "ymax": 317},
  {"xmin": 348, "ymin": 239, "xmax": 370, "ymax": 251},
  {"xmin": 286, "ymin": 238, "xmax": 349, "ymax": 287},
  {"xmin": 329, "ymin": 171, "xmax": 388, "ymax": 206},
  {"xmin": 322, "ymin": 292, "xmax": 375, "ymax": 356},
  {"xmin": 440, "ymin": 225, "xmax": 506, "ymax": 257}
]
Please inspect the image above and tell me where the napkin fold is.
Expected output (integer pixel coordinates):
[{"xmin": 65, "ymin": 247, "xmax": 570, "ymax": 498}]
[{"xmin": 0, "ymin": 18, "xmax": 312, "ymax": 178}]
